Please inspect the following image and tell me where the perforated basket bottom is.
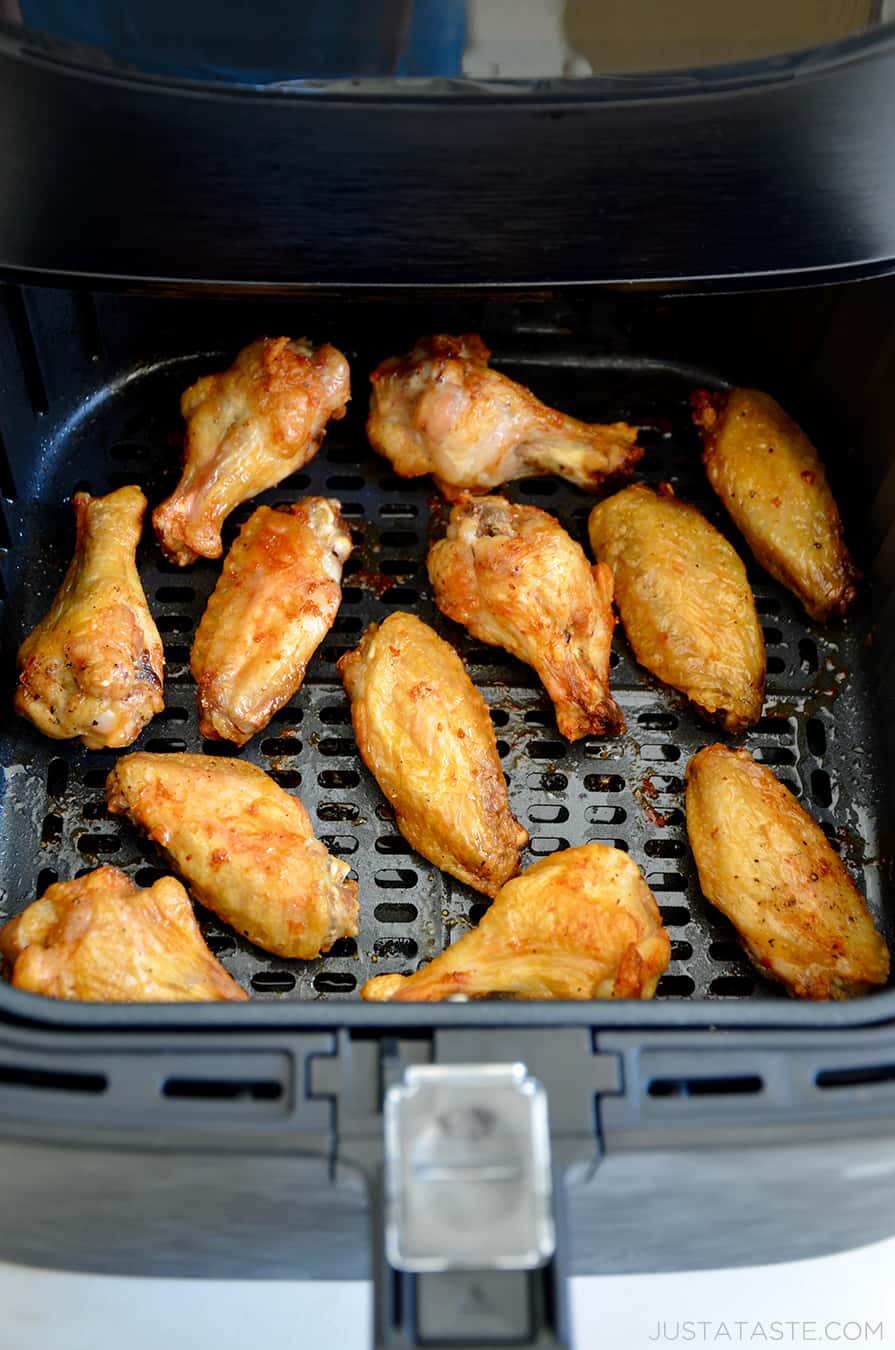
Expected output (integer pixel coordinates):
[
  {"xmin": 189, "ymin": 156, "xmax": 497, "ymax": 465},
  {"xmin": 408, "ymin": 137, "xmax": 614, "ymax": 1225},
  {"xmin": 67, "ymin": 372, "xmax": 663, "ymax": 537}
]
[{"xmin": 1, "ymin": 349, "xmax": 888, "ymax": 1002}]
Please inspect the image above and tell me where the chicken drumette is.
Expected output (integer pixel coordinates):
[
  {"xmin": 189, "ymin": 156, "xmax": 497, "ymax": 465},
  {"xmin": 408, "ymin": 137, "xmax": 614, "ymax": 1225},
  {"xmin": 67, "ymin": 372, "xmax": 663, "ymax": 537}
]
[
  {"xmin": 0, "ymin": 867, "xmax": 246, "ymax": 1002},
  {"xmin": 428, "ymin": 495, "xmax": 624, "ymax": 740},
  {"xmin": 106, "ymin": 753, "xmax": 358, "ymax": 959},
  {"xmin": 588, "ymin": 483, "xmax": 765, "ymax": 733},
  {"xmin": 191, "ymin": 498, "xmax": 352, "ymax": 745},
  {"xmin": 692, "ymin": 388, "xmax": 859, "ymax": 622},
  {"xmin": 14, "ymin": 485, "xmax": 164, "ymax": 749},
  {"xmin": 154, "ymin": 337, "xmax": 351, "ymax": 565},
  {"xmin": 362, "ymin": 843, "xmax": 670, "ymax": 1002},
  {"xmin": 686, "ymin": 745, "xmax": 889, "ymax": 999},
  {"xmin": 338, "ymin": 612, "xmax": 527, "ymax": 896},
  {"xmin": 367, "ymin": 335, "xmax": 641, "ymax": 497}
]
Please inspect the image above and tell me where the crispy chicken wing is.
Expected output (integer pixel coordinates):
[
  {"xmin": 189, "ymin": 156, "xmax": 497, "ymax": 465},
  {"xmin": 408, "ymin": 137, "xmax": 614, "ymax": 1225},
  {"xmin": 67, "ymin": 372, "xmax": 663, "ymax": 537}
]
[
  {"xmin": 0, "ymin": 867, "xmax": 246, "ymax": 1002},
  {"xmin": 337, "ymin": 612, "xmax": 527, "ymax": 896},
  {"xmin": 686, "ymin": 745, "xmax": 889, "ymax": 999},
  {"xmin": 428, "ymin": 496, "xmax": 624, "ymax": 740},
  {"xmin": 14, "ymin": 486, "xmax": 164, "ymax": 749},
  {"xmin": 367, "ymin": 335, "xmax": 642, "ymax": 497},
  {"xmin": 191, "ymin": 498, "xmax": 352, "ymax": 745},
  {"xmin": 106, "ymin": 753, "xmax": 358, "ymax": 959},
  {"xmin": 154, "ymin": 337, "xmax": 351, "ymax": 565},
  {"xmin": 361, "ymin": 843, "xmax": 670, "ymax": 1001},
  {"xmin": 692, "ymin": 388, "xmax": 859, "ymax": 622},
  {"xmin": 588, "ymin": 484, "xmax": 765, "ymax": 733}
]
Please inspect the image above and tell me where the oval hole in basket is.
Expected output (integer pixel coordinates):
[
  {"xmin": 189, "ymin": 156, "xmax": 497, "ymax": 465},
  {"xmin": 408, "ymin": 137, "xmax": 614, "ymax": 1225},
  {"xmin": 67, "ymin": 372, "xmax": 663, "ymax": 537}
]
[
  {"xmin": 318, "ymin": 769, "xmax": 360, "ymax": 789},
  {"xmin": 644, "ymin": 839, "xmax": 686, "ymax": 859},
  {"xmin": 656, "ymin": 975, "xmax": 695, "ymax": 997},
  {"xmin": 374, "ymin": 902, "xmax": 418, "ymax": 923},
  {"xmin": 77, "ymin": 833, "xmax": 121, "ymax": 855},
  {"xmin": 709, "ymin": 975, "xmax": 755, "ymax": 997},
  {"xmin": 373, "ymin": 937, "xmax": 418, "ymax": 960},
  {"xmin": 374, "ymin": 869, "xmax": 418, "ymax": 890},
  {"xmin": 317, "ymin": 802, "xmax": 360, "ymax": 823},
  {"xmin": 375, "ymin": 835, "xmax": 412, "ymax": 855},
  {"xmin": 811, "ymin": 768, "xmax": 833, "ymax": 807},
  {"xmin": 251, "ymin": 971, "xmax": 296, "ymax": 993},
  {"xmin": 261, "ymin": 736, "xmax": 302, "ymax": 757},
  {"xmin": 313, "ymin": 972, "xmax": 357, "ymax": 993},
  {"xmin": 806, "ymin": 717, "xmax": 827, "ymax": 757},
  {"xmin": 585, "ymin": 805, "xmax": 626, "ymax": 825},
  {"xmin": 529, "ymin": 803, "xmax": 570, "ymax": 824}
]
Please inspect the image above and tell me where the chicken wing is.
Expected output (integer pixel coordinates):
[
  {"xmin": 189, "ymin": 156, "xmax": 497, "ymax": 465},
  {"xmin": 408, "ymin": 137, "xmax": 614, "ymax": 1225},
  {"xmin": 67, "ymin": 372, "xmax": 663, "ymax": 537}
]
[
  {"xmin": 106, "ymin": 753, "xmax": 358, "ymax": 959},
  {"xmin": 0, "ymin": 867, "xmax": 246, "ymax": 1002},
  {"xmin": 588, "ymin": 484, "xmax": 765, "ymax": 733},
  {"xmin": 337, "ymin": 612, "xmax": 527, "ymax": 896},
  {"xmin": 428, "ymin": 496, "xmax": 624, "ymax": 740},
  {"xmin": 14, "ymin": 486, "xmax": 164, "ymax": 750},
  {"xmin": 368, "ymin": 335, "xmax": 642, "ymax": 497},
  {"xmin": 692, "ymin": 388, "xmax": 859, "ymax": 622},
  {"xmin": 154, "ymin": 337, "xmax": 351, "ymax": 566},
  {"xmin": 191, "ymin": 498, "xmax": 352, "ymax": 745},
  {"xmin": 361, "ymin": 843, "xmax": 670, "ymax": 1001},
  {"xmin": 686, "ymin": 745, "xmax": 889, "ymax": 999}
]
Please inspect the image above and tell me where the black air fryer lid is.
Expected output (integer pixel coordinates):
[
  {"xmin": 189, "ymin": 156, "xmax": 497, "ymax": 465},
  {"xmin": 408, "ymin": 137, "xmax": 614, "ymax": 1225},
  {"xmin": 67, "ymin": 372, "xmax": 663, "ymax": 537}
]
[{"xmin": 2, "ymin": 2, "xmax": 895, "ymax": 289}]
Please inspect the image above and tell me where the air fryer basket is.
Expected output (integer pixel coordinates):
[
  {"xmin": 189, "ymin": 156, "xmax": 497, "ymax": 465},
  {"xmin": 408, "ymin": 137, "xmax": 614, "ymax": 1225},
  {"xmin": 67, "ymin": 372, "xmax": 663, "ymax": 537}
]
[{"xmin": 1, "ymin": 281, "xmax": 893, "ymax": 1023}]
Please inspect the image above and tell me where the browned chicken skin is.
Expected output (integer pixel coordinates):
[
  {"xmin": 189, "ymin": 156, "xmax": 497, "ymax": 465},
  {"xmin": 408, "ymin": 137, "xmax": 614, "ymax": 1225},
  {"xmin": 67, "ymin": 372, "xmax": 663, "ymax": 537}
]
[
  {"xmin": 154, "ymin": 337, "xmax": 351, "ymax": 566},
  {"xmin": 361, "ymin": 843, "xmax": 670, "ymax": 1002},
  {"xmin": 367, "ymin": 335, "xmax": 642, "ymax": 498},
  {"xmin": 14, "ymin": 486, "xmax": 164, "ymax": 749},
  {"xmin": 191, "ymin": 498, "xmax": 352, "ymax": 745},
  {"xmin": 686, "ymin": 745, "xmax": 889, "ymax": 999},
  {"xmin": 338, "ymin": 612, "xmax": 527, "ymax": 896},
  {"xmin": 0, "ymin": 867, "xmax": 246, "ymax": 1002},
  {"xmin": 106, "ymin": 753, "xmax": 358, "ymax": 959},
  {"xmin": 588, "ymin": 484, "xmax": 765, "ymax": 733},
  {"xmin": 692, "ymin": 388, "xmax": 859, "ymax": 622},
  {"xmin": 428, "ymin": 496, "xmax": 624, "ymax": 740}
]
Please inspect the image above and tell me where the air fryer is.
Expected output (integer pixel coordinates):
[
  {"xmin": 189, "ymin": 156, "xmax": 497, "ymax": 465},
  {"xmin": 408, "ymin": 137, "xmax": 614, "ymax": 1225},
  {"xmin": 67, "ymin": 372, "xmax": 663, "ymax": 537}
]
[{"xmin": 2, "ymin": 8, "xmax": 895, "ymax": 1350}]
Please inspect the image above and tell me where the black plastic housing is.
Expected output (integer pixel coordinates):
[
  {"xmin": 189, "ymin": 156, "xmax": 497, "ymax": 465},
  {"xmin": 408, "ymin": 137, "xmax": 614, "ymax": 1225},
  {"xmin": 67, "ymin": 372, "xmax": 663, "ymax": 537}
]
[{"xmin": 3, "ymin": 27, "xmax": 895, "ymax": 290}]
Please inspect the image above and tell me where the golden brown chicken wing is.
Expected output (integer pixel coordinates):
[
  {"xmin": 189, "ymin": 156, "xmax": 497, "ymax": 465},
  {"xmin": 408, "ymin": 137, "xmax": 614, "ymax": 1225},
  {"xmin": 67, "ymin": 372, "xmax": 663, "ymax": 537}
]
[
  {"xmin": 0, "ymin": 867, "xmax": 246, "ymax": 1002},
  {"xmin": 428, "ymin": 496, "xmax": 624, "ymax": 740},
  {"xmin": 14, "ymin": 486, "xmax": 164, "ymax": 750},
  {"xmin": 588, "ymin": 483, "xmax": 765, "ymax": 733},
  {"xmin": 191, "ymin": 498, "xmax": 352, "ymax": 745},
  {"xmin": 106, "ymin": 753, "xmax": 358, "ymax": 959},
  {"xmin": 368, "ymin": 335, "xmax": 641, "ymax": 498},
  {"xmin": 154, "ymin": 337, "xmax": 351, "ymax": 566},
  {"xmin": 686, "ymin": 745, "xmax": 889, "ymax": 999},
  {"xmin": 361, "ymin": 843, "xmax": 670, "ymax": 1001},
  {"xmin": 337, "ymin": 612, "xmax": 527, "ymax": 896},
  {"xmin": 692, "ymin": 388, "xmax": 859, "ymax": 622}
]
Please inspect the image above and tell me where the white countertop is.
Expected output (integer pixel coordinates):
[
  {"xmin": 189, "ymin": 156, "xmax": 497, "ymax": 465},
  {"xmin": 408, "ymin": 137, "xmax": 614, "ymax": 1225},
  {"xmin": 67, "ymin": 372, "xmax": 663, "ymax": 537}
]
[{"xmin": 1, "ymin": 1235, "xmax": 892, "ymax": 1349}]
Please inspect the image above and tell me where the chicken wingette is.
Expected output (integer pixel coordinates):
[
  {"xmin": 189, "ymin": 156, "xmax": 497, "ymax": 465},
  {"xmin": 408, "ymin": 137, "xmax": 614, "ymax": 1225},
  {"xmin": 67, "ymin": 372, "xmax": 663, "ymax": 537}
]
[
  {"xmin": 338, "ymin": 612, "xmax": 527, "ymax": 896},
  {"xmin": 588, "ymin": 483, "xmax": 765, "ymax": 733},
  {"xmin": 191, "ymin": 498, "xmax": 352, "ymax": 745},
  {"xmin": 368, "ymin": 334, "xmax": 641, "ymax": 498},
  {"xmin": 14, "ymin": 485, "xmax": 164, "ymax": 749},
  {"xmin": 361, "ymin": 844, "xmax": 670, "ymax": 1001},
  {"xmin": 0, "ymin": 867, "xmax": 246, "ymax": 1002},
  {"xmin": 154, "ymin": 337, "xmax": 350, "ymax": 565},
  {"xmin": 686, "ymin": 745, "xmax": 889, "ymax": 999},
  {"xmin": 106, "ymin": 753, "xmax": 358, "ymax": 959},
  {"xmin": 428, "ymin": 495, "xmax": 624, "ymax": 740},
  {"xmin": 692, "ymin": 388, "xmax": 859, "ymax": 622}
]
